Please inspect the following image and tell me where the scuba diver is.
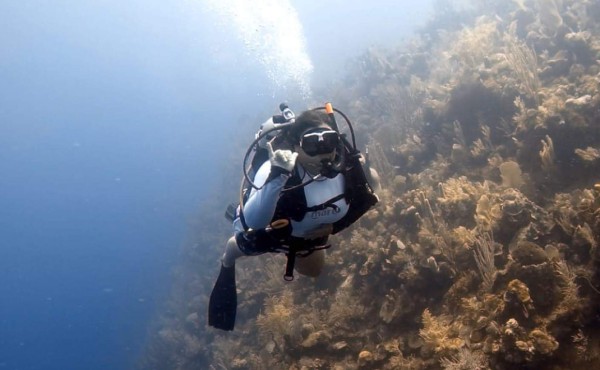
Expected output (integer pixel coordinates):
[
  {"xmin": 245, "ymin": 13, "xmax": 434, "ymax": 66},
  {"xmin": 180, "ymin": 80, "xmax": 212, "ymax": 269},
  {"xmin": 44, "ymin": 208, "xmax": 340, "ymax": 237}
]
[{"xmin": 208, "ymin": 103, "xmax": 378, "ymax": 331}]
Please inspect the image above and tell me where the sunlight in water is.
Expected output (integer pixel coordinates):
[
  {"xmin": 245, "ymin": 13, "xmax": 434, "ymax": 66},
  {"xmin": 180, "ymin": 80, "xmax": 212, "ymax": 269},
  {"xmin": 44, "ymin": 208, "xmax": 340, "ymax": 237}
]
[{"xmin": 205, "ymin": 0, "xmax": 314, "ymax": 99}]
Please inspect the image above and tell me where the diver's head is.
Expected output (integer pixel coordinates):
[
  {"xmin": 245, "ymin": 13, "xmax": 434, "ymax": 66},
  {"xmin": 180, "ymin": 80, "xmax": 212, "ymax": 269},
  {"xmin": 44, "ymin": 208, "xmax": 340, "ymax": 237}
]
[{"xmin": 287, "ymin": 110, "xmax": 340, "ymax": 174}]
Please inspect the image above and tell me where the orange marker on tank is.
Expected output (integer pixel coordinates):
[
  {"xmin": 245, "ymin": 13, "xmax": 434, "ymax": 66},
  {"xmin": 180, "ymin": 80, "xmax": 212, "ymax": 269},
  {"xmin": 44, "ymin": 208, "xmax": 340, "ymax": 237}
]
[{"xmin": 325, "ymin": 102, "xmax": 334, "ymax": 114}]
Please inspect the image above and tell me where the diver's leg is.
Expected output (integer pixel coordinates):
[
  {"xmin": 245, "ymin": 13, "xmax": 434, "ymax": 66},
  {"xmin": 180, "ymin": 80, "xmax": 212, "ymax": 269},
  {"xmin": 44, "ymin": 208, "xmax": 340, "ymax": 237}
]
[
  {"xmin": 294, "ymin": 249, "xmax": 325, "ymax": 277},
  {"xmin": 222, "ymin": 236, "xmax": 244, "ymax": 267}
]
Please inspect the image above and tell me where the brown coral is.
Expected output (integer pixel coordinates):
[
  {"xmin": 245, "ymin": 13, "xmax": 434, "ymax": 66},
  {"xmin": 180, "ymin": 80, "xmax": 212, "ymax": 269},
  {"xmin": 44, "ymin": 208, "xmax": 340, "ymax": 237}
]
[{"xmin": 140, "ymin": 1, "xmax": 600, "ymax": 369}]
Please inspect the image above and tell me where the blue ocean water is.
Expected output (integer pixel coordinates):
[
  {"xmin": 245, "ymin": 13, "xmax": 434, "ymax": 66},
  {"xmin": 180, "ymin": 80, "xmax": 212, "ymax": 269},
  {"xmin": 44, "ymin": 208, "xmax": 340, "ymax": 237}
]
[{"xmin": 0, "ymin": 1, "xmax": 432, "ymax": 369}]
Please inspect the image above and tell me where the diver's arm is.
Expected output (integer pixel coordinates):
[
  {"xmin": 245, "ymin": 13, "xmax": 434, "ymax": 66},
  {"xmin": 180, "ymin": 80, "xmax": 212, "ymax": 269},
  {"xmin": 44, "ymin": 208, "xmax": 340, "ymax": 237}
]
[{"xmin": 242, "ymin": 161, "xmax": 290, "ymax": 229}]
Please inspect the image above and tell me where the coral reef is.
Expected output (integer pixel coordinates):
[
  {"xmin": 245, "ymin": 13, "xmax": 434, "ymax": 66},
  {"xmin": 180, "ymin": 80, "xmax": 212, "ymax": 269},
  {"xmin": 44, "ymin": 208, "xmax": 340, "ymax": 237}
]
[{"xmin": 138, "ymin": 0, "xmax": 600, "ymax": 369}]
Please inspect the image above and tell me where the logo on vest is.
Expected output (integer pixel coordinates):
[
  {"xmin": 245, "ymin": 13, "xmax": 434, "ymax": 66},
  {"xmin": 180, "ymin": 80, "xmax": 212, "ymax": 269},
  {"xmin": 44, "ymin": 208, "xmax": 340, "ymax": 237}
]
[{"xmin": 310, "ymin": 207, "xmax": 341, "ymax": 219}]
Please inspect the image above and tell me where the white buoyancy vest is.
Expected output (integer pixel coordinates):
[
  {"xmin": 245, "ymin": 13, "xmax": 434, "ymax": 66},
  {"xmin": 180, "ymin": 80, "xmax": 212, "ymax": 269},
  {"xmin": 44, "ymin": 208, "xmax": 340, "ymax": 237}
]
[{"xmin": 235, "ymin": 161, "xmax": 349, "ymax": 238}]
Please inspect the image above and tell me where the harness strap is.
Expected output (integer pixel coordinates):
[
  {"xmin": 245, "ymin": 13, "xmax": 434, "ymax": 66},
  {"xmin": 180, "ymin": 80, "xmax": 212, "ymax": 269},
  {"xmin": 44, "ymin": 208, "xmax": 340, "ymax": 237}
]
[
  {"xmin": 283, "ymin": 242, "xmax": 331, "ymax": 281},
  {"xmin": 304, "ymin": 193, "xmax": 346, "ymax": 213},
  {"xmin": 284, "ymin": 246, "xmax": 297, "ymax": 281},
  {"xmin": 239, "ymin": 209, "xmax": 249, "ymax": 231}
]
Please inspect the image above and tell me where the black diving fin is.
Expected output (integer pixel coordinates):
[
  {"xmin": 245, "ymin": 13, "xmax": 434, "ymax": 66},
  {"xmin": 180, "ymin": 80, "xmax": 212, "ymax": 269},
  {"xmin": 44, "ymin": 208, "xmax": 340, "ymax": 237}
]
[{"xmin": 208, "ymin": 263, "xmax": 237, "ymax": 331}]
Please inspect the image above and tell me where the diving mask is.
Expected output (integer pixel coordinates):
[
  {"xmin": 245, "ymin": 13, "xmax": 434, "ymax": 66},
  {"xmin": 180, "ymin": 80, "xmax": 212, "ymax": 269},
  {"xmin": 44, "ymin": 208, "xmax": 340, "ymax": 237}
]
[{"xmin": 300, "ymin": 129, "xmax": 340, "ymax": 156}]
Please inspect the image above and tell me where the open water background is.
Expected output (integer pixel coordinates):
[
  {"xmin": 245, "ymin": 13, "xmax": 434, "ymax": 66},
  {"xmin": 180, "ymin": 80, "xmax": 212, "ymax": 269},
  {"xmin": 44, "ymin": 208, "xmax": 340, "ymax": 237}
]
[{"xmin": 0, "ymin": 1, "xmax": 432, "ymax": 368}]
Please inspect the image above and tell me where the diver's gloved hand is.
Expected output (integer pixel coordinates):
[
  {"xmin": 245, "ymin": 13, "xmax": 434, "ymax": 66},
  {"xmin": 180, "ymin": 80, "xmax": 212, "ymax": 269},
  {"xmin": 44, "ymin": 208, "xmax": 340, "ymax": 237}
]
[{"xmin": 267, "ymin": 141, "xmax": 298, "ymax": 174}]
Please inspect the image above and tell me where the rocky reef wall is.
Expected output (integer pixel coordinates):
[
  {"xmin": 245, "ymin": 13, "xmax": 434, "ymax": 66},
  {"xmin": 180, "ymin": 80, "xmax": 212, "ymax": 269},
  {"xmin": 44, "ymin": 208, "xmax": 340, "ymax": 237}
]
[{"xmin": 139, "ymin": 1, "xmax": 600, "ymax": 369}]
